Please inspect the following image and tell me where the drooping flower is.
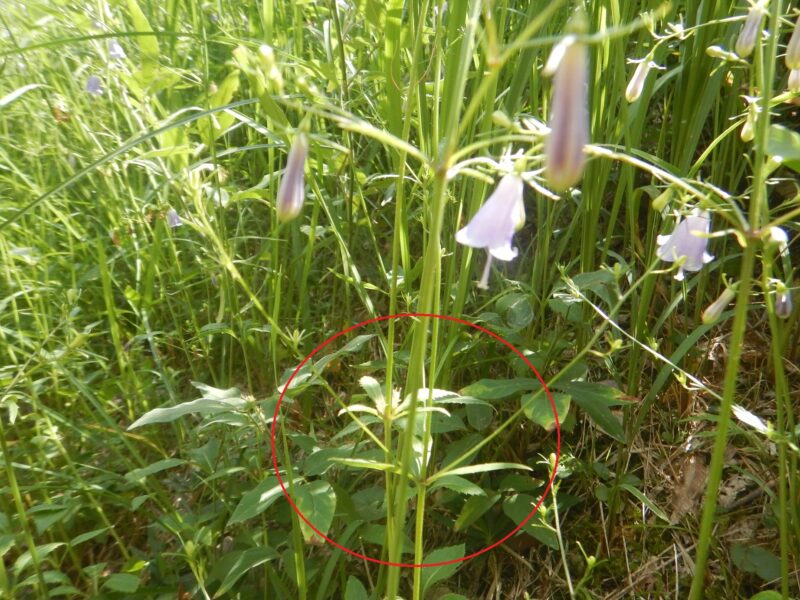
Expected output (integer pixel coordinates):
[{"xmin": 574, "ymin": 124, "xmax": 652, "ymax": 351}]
[
  {"xmin": 775, "ymin": 289, "xmax": 794, "ymax": 319},
  {"xmin": 544, "ymin": 14, "xmax": 589, "ymax": 192},
  {"xmin": 108, "ymin": 39, "xmax": 126, "ymax": 60},
  {"xmin": 702, "ymin": 287, "xmax": 736, "ymax": 324},
  {"xmin": 735, "ymin": 3, "xmax": 766, "ymax": 58},
  {"xmin": 625, "ymin": 59, "xmax": 655, "ymax": 103},
  {"xmin": 85, "ymin": 75, "xmax": 103, "ymax": 96},
  {"xmin": 166, "ymin": 207, "xmax": 182, "ymax": 228},
  {"xmin": 276, "ymin": 133, "xmax": 309, "ymax": 222},
  {"xmin": 789, "ymin": 69, "xmax": 800, "ymax": 92},
  {"xmin": 786, "ymin": 14, "xmax": 800, "ymax": 70},
  {"xmin": 656, "ymin": 210, "xmax": 714, "ymax": 280},
  {"xmin": 456, "ymin": 173, "xmax": 525, "ymax": 289}
]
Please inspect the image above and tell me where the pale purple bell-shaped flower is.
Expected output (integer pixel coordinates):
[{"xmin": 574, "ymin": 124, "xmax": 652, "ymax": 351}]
[
  {"xmin": 735, "ymin": 4, "xmax": 765, "ymax": 58},
  {"xmin": 789, "ymin": 69, "xmax": 800, "ymax": 92},
  {"xmin": 787, "ymin": 15, "xmax": 800, "ymax": 70},
  {"xmin": 85, "ymin": 75, "xmax": 103, "ymax": 96},
  {"xmin": 276, "ymin": 133, "xmax": 309, "ymax": 222},
  {"xmin": 656, "ymin": 210, "xmax": 714, "ymax": 281},
  {"xmin": 544, "ymin": 18, "xmax": 589, "ymax": 192},
  {"xmin": 456, "ymin": 173, "xmax": 525, "ymax": 289},
  {"xmin": 456, "ymin": 173, "xmax": 524, "ymax": 261},
  {"xmin": 108, "ymin": 39, "xmax": 126, "ymax": 60},
  {"xmin": 776, "ymin": 290, "xmax": 793, "ymax": 319},
  {"xmin": 166, "ymin": 207, "xmax": 182, "ymax": 228}
]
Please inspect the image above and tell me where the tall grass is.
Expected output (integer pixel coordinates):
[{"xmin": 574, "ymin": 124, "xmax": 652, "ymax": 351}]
[{"xmin": 1, "ymin": 0, "xmax": 798, "ymax": 598}]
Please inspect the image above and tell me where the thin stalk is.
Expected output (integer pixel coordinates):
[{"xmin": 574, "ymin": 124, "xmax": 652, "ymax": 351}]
[{"xmin": 689, "ymin": 2, "xmax": 781, "ymax": 596}]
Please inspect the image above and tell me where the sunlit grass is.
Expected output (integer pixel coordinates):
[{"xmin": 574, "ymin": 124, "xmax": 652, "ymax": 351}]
[{"xmin": 1, "ymin": 0, "xmax": 798, "ymax": 598}]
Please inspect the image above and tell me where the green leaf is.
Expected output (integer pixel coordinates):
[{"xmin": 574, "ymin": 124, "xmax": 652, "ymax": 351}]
[
  {"xmin": 70, "ymin": 528, "xmax": 109, "ymax": 546},
  {"xmin": 552, "ymin": 381, "xmax": 628, "ymax": 443},
  {"xmin": 420, "ymin": 544, "xmax": 465, "ymax": 597},
  {"xmin": 730, "ymin": 543, "xmax": 781, "ymax": 582},
  {"xmin": 128, "ymin": 385, "xmax": 245, "ymax": 429},
  {"xmin": 103, "ymin": 573, "xmax": 140, "ymax": 594},
  {"xmin": 229, "ymin": 476, "xmax": 292, "ymax": 525},
  {"xmin": 465, "ymin": 403, "xmax": 493, "ymax": 431},
  {"xmin": 359, "ymin": 375, "xmax": 385, "ymax": 412},
  {"xmin": 125, "ymin": 458, "xmax": 185, "ymax": 483},
  {"xmin": 294, "ymin": 481, "xmax": 337, "ymax": 542},
  {"xmin": 432, "ymin": 462, "xmax": 532, "ymax": 481},
  {"xmin": 429, "ymin": 474, "xmax": 486, "ymax": 496},
  {"xmin": 618, "ymin": 483, "xmax": 670, "ymax": 523},
  {"xmin": 767, "ymin": 124, "xmax": 800, "ymax": 173},
  {"xmin": 0, "ymin": 84, "xmax": 43, "ymax": 108},
  {"xmin": 126, "ymin": 0, "xmax": 159, "ymax": 63},
  {"xmin": 14, "ymin": 543, "xmax": 63, "ymax": 575},
  {"xmin": 502, "ymin": 494, "xmax": 559, "ymax": 549},
  {"xmin": 211, "ymin": 547, "xmax": 279, "ymax": 597},
  {"xmin": 522, "ymin": 391, "xmax": 571, "ymax": 431},
  {"xmin": 497, "ymin": 293, "xmax": 534, "ymax": 330},
  {"xmin": 458, "ymin": 378, "xmax": 539, "ymax": 400},
  {"xmin": 454, "ymin": 493, "xmax": 501, "ymax": 532},
  {"xmin": 344, "ymin": 576, "xmax": 369, "ymax": 600},
  {"xmin": 332, "ymin": 457, "xmax": 401, "ymax": 474},
  {"xmin": 748, "ymin": 592, "xmax": 783, "ymax": 600}
]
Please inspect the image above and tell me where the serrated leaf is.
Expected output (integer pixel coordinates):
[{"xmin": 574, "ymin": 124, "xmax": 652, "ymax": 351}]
[
  {"xmin": 458, "ymin": 378, "xmax": 539, "ymax": 400},
  {"xmin": 552, "ymin": 381, "xmax": 628, "ymax": 442},
  {"xmin": 428, "ymin": 474, "xmax": 486, "ymax": 496},
  {"xmin": 420, "ymin": 544, "xmax": 465, "ymax": 596},
  {"xmin": 522, "ymin": 391, "xmax": 571, "ymax": 431},
  {"xmin": 228, "ymin": 476, "xmax": 292, "ymax": 524},
  {"xmin": 294, "ymin": 481, "xmax": 336, "ymax": 541},
  {"xmin": 211, "ymin": 547, "xmax": 278, "ymax": 597}
]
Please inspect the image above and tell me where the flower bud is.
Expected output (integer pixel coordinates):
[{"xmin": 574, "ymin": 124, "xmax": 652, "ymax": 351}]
[
  {"xmin": 776, "ymin": 289, "xmax": 793, "ymax": 319},
  {"xmin": 276, "ymin": 133, "xmax": 309, "ymax": 222},
  {"xmin": 625, "ymin": 60, "xmax": 653, "ymax": 103},
  {"xmin": 789, "ymin": 69, "xmax": 800, "ymax": 92},
  {"xmin": 735, "ymin": 4, "xmax": 765, "ymax": 58},
  {"xmin": 767, "ymin": 226, "xmax": 789, "ymax": 254},
  {"xmin": 741, "ymin": 103, "xmax": 757, "ymax": 142},
  {"xmin": 702, "ymin": 287, "xmax": 736, "ymax": 324},
  {"xmin": 774, "ymin": 281, "xmax": 793, "ymax": 319},
  {"xmin": 651, "ymin": 187, "xmax": 673, "ymax": 211},
  {"xmin": 544, "ymin": 15, "xmax": 589, "ymax": 192},
  {"xmin": 786, "ymin": 15, "xmax": 800, "ymax": 70},
  {"xmin": 706, "ymin": 45, "xmax": 740, "ymax": 61}
]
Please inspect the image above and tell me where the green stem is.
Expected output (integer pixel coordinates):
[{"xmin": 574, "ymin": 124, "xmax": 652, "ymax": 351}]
[{"xmin": 689, "ymin": 2, "xmax": 780, "ymax": 595}]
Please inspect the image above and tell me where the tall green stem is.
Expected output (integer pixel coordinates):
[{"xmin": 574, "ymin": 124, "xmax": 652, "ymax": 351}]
[{"xmin": 688, "ymin": 2, "xmax": 781, "ymax": 596}]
